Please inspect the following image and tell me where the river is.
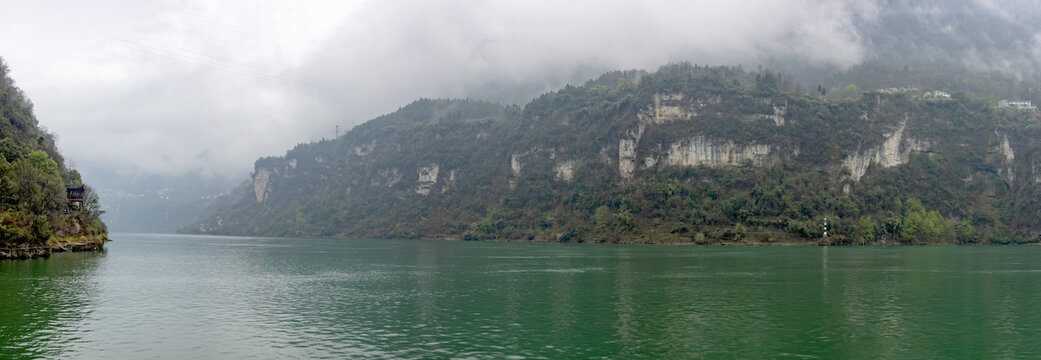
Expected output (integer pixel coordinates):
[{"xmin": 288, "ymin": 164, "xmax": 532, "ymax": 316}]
[{"xmin": 2, "ymin": 233, "xmax": 1040, "ymax": 359}]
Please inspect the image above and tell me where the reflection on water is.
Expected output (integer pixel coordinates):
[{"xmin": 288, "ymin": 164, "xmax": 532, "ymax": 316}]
[
  {"xmin": 0, "ymin": 250, "xmax": 105, "ymax": 359},
  {"xmin": 3, "ymin": 235, "xmax": 1041, "ymax": 358}
]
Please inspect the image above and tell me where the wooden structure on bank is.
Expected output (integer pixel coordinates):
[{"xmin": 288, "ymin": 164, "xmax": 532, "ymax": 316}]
[{"xmin": 66, "ymin": 185, "xmax": 84, "ymax": 211}]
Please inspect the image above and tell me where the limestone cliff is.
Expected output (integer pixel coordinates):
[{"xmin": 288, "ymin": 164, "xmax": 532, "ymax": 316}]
[
  {"xmin": 555, "ymin": 161, "xmax": 576, "ymax": 182},
  {"xmin": 416, "ymin": 164, "xmax": 440, "ymax": 195},
  {"xmin": 994, "ymin": 132, "xmax": 1016, "ymax": 187},
  {"xmin": 190, "ymin": 65, "xmax": 1041, "ymax": 244},
  {"xmin": 664, "ymin": 136, "xmax": 773, "ymax": 168},
  {"xmin": 254, "ymin": 169, "xmax": 271, "ymax": 202},
  {"xmin": 618, "ymin": 139, "xmax": 638, "ymax": 178},
  {"xmin": 843, "ymin": 120, "xmax": 931, "ymax": 183},
  {"xmin": 638, "ymin": 93, "xmax": 690, "ymax": 124}
]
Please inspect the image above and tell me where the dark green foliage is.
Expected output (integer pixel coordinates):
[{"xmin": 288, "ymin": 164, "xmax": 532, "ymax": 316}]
[
  {"xmin": 192, "ymin": 63, "xmax": 1041, "ymax": 245},
  {"xmin": 0, "ymin": 57, "xmax": 106, "ymax": 246}
]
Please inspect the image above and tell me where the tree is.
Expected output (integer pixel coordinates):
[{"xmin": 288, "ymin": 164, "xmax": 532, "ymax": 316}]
[
  {"xmin": 857, "ymin": 216, "xmax": 877, "ymax": 244},
  {"xmin": 27, "ymin": 150, "xmax": 59, "ymax": 178},
  {"xmin": 755, "ymin": 72, "xmax": 780, "ymax": 97},
  {"xmin": 82, "ymin": 185, "xmax": 103, "ymax": 218},
  {"xmin": 956, "ymin": 221, "xmax": 978, "ymax": 244},
  {"xmin": 9, "ymin": 157, "xmax": 63, "ymax": 213}
]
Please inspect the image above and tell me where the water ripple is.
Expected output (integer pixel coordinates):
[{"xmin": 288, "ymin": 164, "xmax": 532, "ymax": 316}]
[{"xmin": 4, "ymin": 235, "xmax": 1041, "ymax": 358}]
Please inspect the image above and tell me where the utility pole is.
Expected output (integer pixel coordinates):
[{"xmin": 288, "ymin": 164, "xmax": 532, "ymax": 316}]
[{"xmin": 336, "ymin": 125, "xmax": 339, "ymax": 138}]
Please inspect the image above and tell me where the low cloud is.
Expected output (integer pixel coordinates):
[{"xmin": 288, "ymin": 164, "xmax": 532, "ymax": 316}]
[{"xmin": 3, "ymin": 0, "xmax": 1036, "ymax": 184}]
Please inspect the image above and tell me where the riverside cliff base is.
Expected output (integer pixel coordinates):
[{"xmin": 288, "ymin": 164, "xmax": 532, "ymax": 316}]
[{"xmin": 0, "ymin": 235, "xmax": 108, "ymax": 259}]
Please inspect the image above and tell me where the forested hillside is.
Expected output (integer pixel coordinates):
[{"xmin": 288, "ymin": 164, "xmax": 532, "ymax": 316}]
[
  {"xmin": 0, "ymin": 58, "xmax": 106, "ymax": 253},
  {"xmin": 190, "ymin": 64, "xmax": 1041, "ymax": 244}
]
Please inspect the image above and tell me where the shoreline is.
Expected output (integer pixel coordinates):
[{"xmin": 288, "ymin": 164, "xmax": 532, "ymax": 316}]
[
  {"xmin": 352, "ymin": 235, "xmax": 1021, "ymax": 246},
  {"xmin": 0, "ymin": 235, "xmax": 108, "ymax": 260},
  {"xmin": 178, "ymin": 231, "xmax": 1040, "ymax": 246}
]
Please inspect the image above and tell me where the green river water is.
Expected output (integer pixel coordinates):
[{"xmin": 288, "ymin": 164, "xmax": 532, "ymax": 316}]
[{"xmin": 2, "ymin": 233, "xmax": 1041, "ymax": 359}]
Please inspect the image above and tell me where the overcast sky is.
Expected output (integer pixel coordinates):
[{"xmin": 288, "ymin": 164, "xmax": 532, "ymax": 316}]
[{"xmin": 0, "ymin": 0, "xmax": 1019, "ymax": 183}]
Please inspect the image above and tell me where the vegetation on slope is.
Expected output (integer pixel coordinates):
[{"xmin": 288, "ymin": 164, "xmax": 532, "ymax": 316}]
[
  {"xmin": 191, "ymin": 63, "xmax": 1041, "ymax": 245},
  {"xmin": 0, "ymin": 58, "xmax": 106, "ymax": 250}
]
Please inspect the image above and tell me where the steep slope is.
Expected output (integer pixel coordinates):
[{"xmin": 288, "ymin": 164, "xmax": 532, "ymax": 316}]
[
  {"xmin": 98, "ymin": 172, "xmax": 235, "ymax": 233},
  {"xmin": 191, "ymin": 64, "xmax": 1041, "ymax": 244},
  {"xmin": 0, "ymin": 58, "xmax": 107, "ymax": 256}
]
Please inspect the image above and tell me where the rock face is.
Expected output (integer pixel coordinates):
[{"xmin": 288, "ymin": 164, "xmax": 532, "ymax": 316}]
[
  {"xmin": 416, "ymin": 164, "xmax": 440, "ymax": 195},
  {"xmin": 619, "ymin": 130, "xmax": 773, "ymax": 178},
  {"xmin": 511, "ymin": 154, "xmax": 523, "ymax": 176},
  {"xmin": 192, "ymin": 69, "xmax": 1041, "ymax": 244},
  {"xmin": 0, "ymin": 247, "xmax": 49, "ymax": 259},
  {"xmin": 995, "ymin": 132, "xmax": 1015, "ymax": 186},
  {"xmin": 637, "ymin": 93, "xmax": 728, "ymax": 124},
  {"xmin": 373, "ymin": 168, "xmax": 402, "ymax": 187},
  {"xmin": 618, "ymin": 123, "xmax": 647, "ymax": 178},
  {"xmin": 664, "ymin": 136, "xmax": 772, "ymax": 168},
  {"xmin": 770, "ymin": 104, "xmax": 787, "ymax": 126},
  {"xmin": 638, "ymin": 93, "xmax": 690, "ymax": 124},
  {"xmin": 354, "ymin": 140, "xmax": 375, "ymax": 156},
  {"xmin": 555, "ymin": 161, "xmax": 576, "ymax": 182},
  {"xmin": 743, "ymin": 103, "xmax": 788, "ymax": 126},
  {"xmin": 843, "ymin": 121, "xmax": 931, "ymax": 182},
  {"xmin": 619, "ymin": 139, "xmax": 638, "ymax": 178},
  {"xmin": 443, "ymin": 170, "xmax": 457, "ymax": 193},
  {"xmin": 254, "ymin": 169, "xmax": 271, "ymax": 202},
  {"xmin": 0, "ymin": 237, "xmax": 106, "ymax": 259},
  {"xmin": 620, "ymin": 92, "xmax": 782, "ymax": 177}
]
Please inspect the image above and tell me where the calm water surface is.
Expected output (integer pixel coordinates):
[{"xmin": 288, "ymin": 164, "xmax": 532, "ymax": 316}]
[{"xmin": 3, "ymin": 234, "xmax": 1041, "ymax": 359}]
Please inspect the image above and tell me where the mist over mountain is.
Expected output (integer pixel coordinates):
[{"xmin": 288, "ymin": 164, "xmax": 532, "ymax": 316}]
[
  {"xmin": 860, "ymin": 0, "xmax": 1041, "ymax": 76},
  {"xmin": 93, "ymin": 171, "xmax": 238, "ymax": 233},
  {"xmin": 15, "ymin": 0, "xmax": 1038, "ymax": 232},
  {"xmin": 189, "ymin": 62, "xmax": 1041, "ymax": 244}
]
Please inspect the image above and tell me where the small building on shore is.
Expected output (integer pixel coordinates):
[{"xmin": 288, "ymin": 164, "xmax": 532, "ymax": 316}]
[{"xmin": 66, "ymin": 185, "xmax": 84, "ymax": 211}]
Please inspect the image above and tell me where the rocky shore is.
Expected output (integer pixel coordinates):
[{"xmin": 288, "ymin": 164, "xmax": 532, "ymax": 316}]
[{"xmin": 0, "ymin": 236, "xmax": 107, "ymax": 259}]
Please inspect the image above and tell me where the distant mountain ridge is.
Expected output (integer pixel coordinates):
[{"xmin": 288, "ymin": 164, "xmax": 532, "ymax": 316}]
[{"xmin": 189, "ymin": 63, "xmax": 1041, "ymax": 244}]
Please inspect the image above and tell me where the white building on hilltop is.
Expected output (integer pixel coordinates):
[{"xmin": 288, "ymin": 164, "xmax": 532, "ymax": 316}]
[
  {"xmin": 998, "ymin": 100, "xmax": 1037, "ymax": 110},
  {"xmin": 925, "ymin": 90, "xmax": 951, "ymax": 98}
]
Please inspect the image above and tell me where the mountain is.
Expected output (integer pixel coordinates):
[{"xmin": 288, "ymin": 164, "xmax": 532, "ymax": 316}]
[
  {"xmin": 94, "ymin": 171, "xmax": 237, "ymax": 233},
  {"xmin": 188, "ymin": 63, "xmax": 1041, "ymax": 244},
  {"xmin": 0, "ymin": 58, "xmax": 107, "ymax": 254},
  {"xmin": 858, "ymin": 0, "xmax": 1041, "ymax": 76}
]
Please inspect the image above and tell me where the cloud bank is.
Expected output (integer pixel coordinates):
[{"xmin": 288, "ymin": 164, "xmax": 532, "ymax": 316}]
[{"xmin": 1, "ymin": 0, "xmax": 1037, "ymax": 184}]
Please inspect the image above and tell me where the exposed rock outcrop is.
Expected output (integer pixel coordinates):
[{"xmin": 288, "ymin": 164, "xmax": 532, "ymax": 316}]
[
  {"xmin": 843, "ymin": 120, "xmax": 931, "ymax": 182},
  {"xmin": 254, "ymin": 169, "xmax": 272, "ymax": 202},
  {"xmin": 0, "ymin": 236, "xmax": 107, "ymax": 260},
  {"xmin": 353, "ymin": 140, "xmax": 376, "ymax": 156},
  {"xmin": 372, "ymin": 168, "xmax": 402, "ymax": 187},
  {"xmin": 416, "ymin": 164, "xmax": 440, "ymax": 195},
  {"xmin": 995, "ymin": 132, "xmax": 1015, "ymax": 187},
  {"xmin": 510, "ymin": 153, "xmax": 524, "ymax": 176},
  {"xmin": 619, "ymin": 139, "xmax": 637, "ymax": 178},
  {"xmin": 638, "ymin": 93, "xmax": 690, "ymax": 124},
  {"xmin": 555, "ymin": 161, "xmax": 576, "ymax": 182},
  {"xmin": 664, "ymin": 136, "xmax": 772, "ymax": 167},
  {"xmin": 618, "ymin": 124, "xmax": 647, "ymax": 178},
  {"xmin": 442, "ymin": 169, "xmax": 457, "ymax": 193}
]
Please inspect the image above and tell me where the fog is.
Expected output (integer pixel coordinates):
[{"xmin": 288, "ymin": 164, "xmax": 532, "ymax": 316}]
[
  {"xmin": 0, "ymin": 0, "xmax": 882, "ymax": 180},
  {"xmin": 1, "ymin": 0, "xmax": 1040, "ymax": 231}
]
